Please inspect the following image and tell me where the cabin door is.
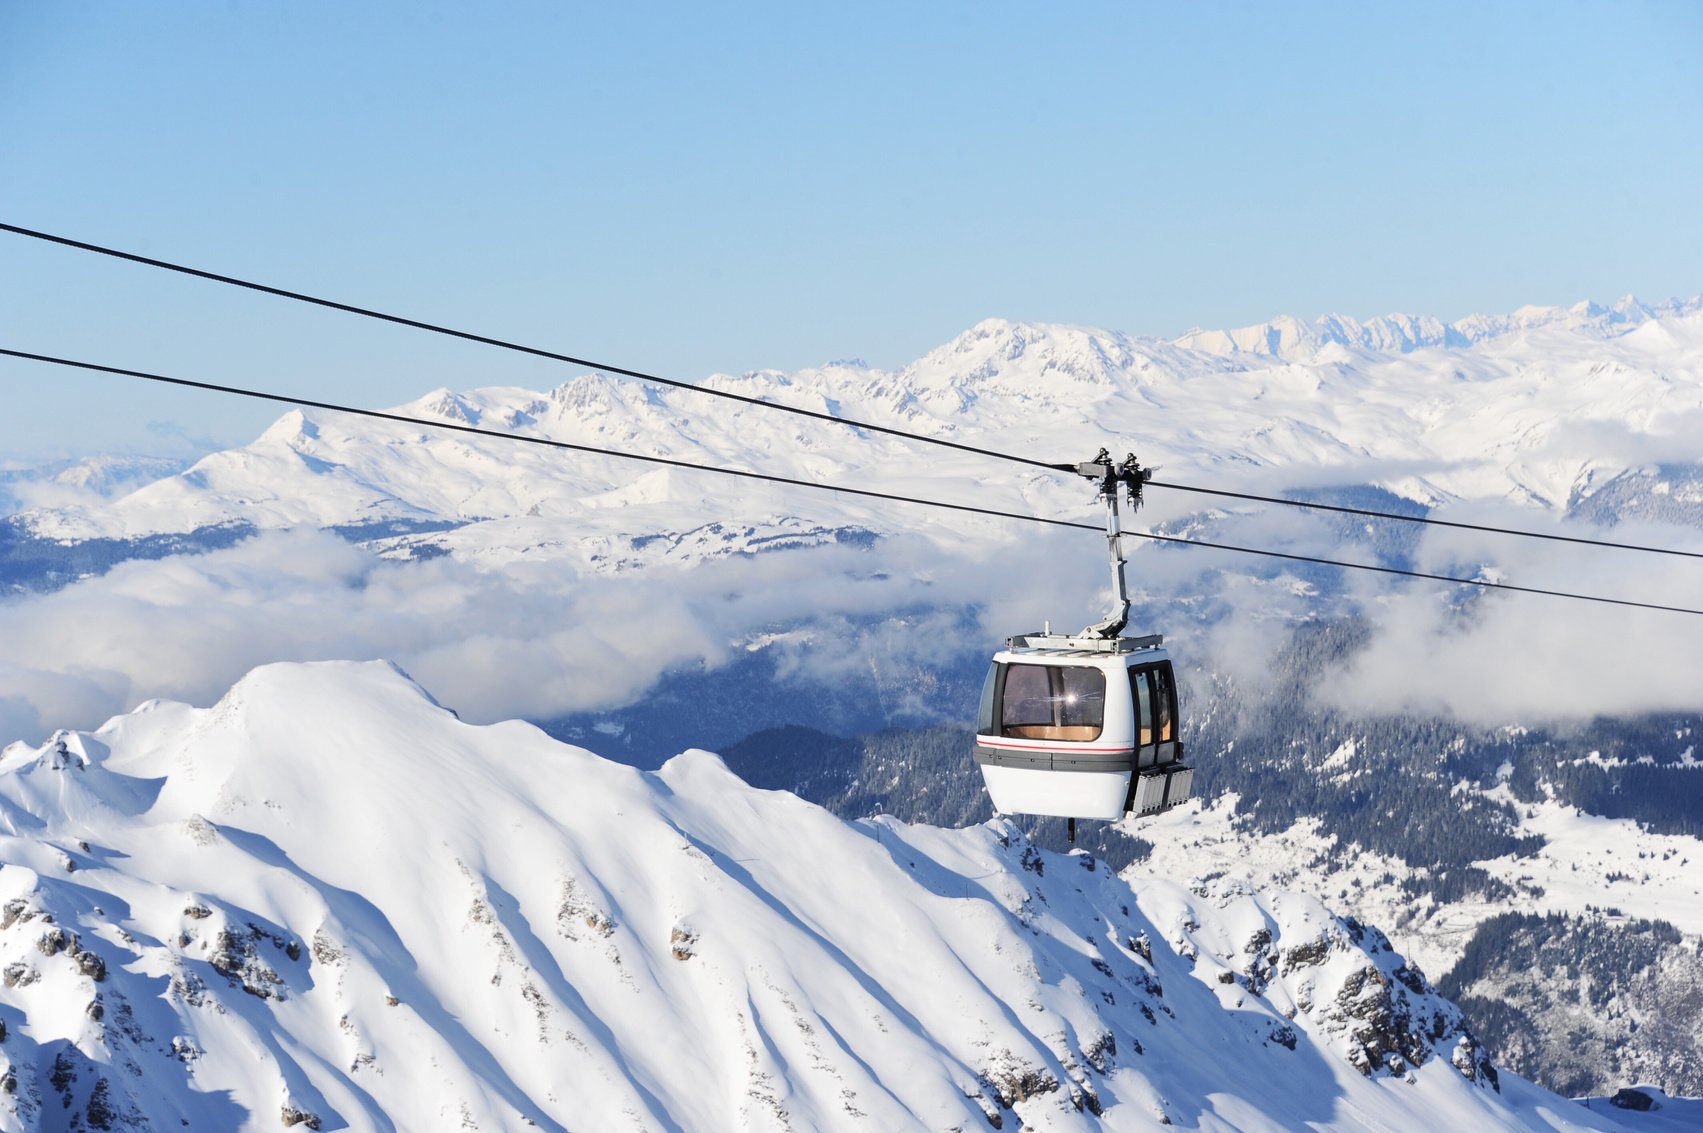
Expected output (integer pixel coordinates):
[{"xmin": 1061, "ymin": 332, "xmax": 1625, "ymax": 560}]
[{"xmin": 1130, "ymin": 664, "xmax": 1180, "ymax": 768}]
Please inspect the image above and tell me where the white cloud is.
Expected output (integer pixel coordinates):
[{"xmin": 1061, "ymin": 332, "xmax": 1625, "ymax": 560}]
[
  {"xmin": 3, "ymin": 482, "xmax": 1699, "ymax": 748},
  {"xmin": 1318, "ymin": 520, "xmax": 1703, "ymax": 725},
  {"xmin": 0, "ymin": 524, "xmax": 1112, "ymax": 744}
]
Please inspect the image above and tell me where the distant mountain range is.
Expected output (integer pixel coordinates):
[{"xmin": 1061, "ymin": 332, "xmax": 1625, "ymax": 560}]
[
  {"xmin": 12, "ymin": 295, "xmax": 1702, "ymax": 551},
  {"xmin": 1170, "ymin": 296, "xmax": 1703, "ymax": 361}
]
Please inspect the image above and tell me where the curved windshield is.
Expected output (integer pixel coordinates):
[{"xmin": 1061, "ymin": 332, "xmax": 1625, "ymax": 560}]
[
  {"xmin": 976, "ymin": 663, "xmax": 998, "ymax": 733},
  {"xmin": 998, "ymin": 664, "xmax": 1105, "ymax": 741}
]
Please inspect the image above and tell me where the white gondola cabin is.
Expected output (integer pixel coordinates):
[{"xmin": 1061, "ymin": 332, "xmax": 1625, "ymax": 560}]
[
  {"xmin": 974, "ymin": 631, "xmax": 1190, "ymax": 820},
  {"xmin": 973, "ymin": 451, "xmax": 1193, "ymax": 828}
]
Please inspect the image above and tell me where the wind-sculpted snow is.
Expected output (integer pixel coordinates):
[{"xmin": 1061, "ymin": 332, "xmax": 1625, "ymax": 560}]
[{"xmin": 0, "ymin": 662, "xmax": 1642, "ymax": 1131}]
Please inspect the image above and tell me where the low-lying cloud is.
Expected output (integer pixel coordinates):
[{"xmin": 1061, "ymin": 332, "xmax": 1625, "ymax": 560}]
[
  {"xmin": 1319, "ymin": 517, "xmax": 1703, "ymax": 726},
  {"xmin": 0, "ymin": 524, "xmax": 1107, "ymax": 744},
  {"xmin": 2, "ymin": 492, "xmax": 1700, "ymax": 747}
]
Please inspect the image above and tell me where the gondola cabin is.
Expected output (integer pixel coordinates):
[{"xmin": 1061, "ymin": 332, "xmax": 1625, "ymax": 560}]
[{"xmin": 974, "ymin": 630, "xmax": 1192, "ymax": 821}]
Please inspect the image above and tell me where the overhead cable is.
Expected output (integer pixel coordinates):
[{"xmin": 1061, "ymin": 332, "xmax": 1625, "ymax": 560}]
[
  {"xmin": 3, "ymin": 221, "xmax": 1695, "ymax": 563},
  {"xmin": 5, "ymin": 346, "xmax": 1700, "ymax": 619},
  {"xmin": 1143, "ymin": 479, "xmax": 1703, "ymax": 561},
  {"xmin": 0, "ymin": 222, "xmax": 1060, "ymax": 472}
]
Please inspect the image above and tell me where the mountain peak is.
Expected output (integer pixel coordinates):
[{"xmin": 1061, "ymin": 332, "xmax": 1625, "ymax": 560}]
[
  {"xmin": 904, "ymin": 317, "xmax": 1150, "ymax": 400},
  {"xmin": 0, "ymin": 659, "xmax": 1597, "ymax": 1132}
]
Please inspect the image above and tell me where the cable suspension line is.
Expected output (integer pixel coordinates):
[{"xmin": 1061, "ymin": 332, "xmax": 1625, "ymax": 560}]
[
  {"xmin": 3, "ymin": 221, "xmax": 1695, "ymax": 563},
  {"xmin": 1144, "ymin": 479, "xmax": 1703, "ymax": 560},
  {"xmin": 0, "ymin": 222, "xmax": 1059, "ymax": 473},
  {"xmin": 4, "ymin": 346, "xmax": 1700, "ymax": 619}
]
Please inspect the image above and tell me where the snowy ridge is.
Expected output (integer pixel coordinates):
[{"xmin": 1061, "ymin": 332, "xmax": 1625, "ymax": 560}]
[
  {"xmin": 15, "ymin": 296, "xmax": 1703, "ymax": 551},
  {"xmin": 0, "ymin": 661, "xmax": 1637, "ymax": 1132},
  {"xmin": 1171, "ymin": 296, "xmax": 1703, "ymax": 362}
]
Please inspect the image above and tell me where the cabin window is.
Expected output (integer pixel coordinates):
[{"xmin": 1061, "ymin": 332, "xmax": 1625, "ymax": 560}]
[
  {"xmin": 1137, "ymin": 657, "xmax": 1178, "ymax": 746},
  {"xmin": 1151, "ymin": 664, "xmax": 1174, "ymax": 742},
  {"xmin": 998, "ymin": 664, "xmax": 1105, "ymax": 742},
  {"xmin": 1131, "ymin": 663, "xmax": 1177, "ymax": 747},
  {"xmin": 1131, "ymin": 667, "xmax": 1153, "ymax": 745}
]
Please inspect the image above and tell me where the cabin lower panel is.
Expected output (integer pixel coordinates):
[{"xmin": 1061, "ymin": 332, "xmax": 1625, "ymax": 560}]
[
  {"xmin": 1131, "ymin": 763, "xmax": 1193, "ymax": 816},
  {"xmin": 977, "ymin": 763, "xmax": 1132, "ymax": 820}
]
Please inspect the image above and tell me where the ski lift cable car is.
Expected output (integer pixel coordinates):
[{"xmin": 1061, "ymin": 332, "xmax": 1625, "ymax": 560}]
[{"xmin": 974, "ymin": 450, "xmax": 1193, "ymax": 839}]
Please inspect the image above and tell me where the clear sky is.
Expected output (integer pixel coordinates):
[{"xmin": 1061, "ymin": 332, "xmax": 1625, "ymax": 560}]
[{"xmin": 2, "ymin": 0, "xmax": 1700, "ymax": 459}]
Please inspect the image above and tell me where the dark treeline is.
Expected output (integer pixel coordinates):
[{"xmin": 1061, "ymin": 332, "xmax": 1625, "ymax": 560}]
[
  {"xmin": 0, "ymin": 517, "xmax": 259, "ymax": 594},
  {"xmin": 0, "ymin": 516, "xmax": 468, "ymax": 596},
  {"xmin": 1439, "ymin": 911, "xmax": 1702, "ymax": 1097}
]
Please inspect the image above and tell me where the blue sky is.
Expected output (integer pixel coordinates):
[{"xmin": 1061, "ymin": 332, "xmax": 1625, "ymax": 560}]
[{"xmin": 2, "ymin": 0, "xmax": 1700, "ymax": 458}]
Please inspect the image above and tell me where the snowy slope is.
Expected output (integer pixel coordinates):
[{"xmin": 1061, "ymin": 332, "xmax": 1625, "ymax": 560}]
[
  {"xmin": 0, "ymin": 660, "xmax": 1642, "ymax": 1133},
  {"xmin": 0, "ymin": 455, "xmax": 191, "ymax": 515},
  {"xmin": 1133, "ymin": 793, "xmax": 1703, "ymax": 994},
  {"xmin": 17, "ymin": 298, "xmax": 1703, "ymax": 554}
]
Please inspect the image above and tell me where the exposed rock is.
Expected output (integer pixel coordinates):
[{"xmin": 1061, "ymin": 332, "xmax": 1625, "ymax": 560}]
[
  {"xmin": 0, "ymin": 899, "xmax": 37, "ymax": 931},
  {"xmin": 1083, "ymin": 1031, "xmax": 1116, "ymax": 1074},
  {"xmin": 210, "ymin": 925, "xmax": 288, "ymax": 1000},
  {"xmin": 85, "ymin": 1077, "xmax": 116, "ymax": 1130},
  {"xmin": 310, "ymin": 930, "xmax": 344, "ymax": 967},
  {"xmin": 77, "ymin": 951, "xmax": 108, "ymax": 982},
  {"xmin": 1282, "ymin": 935, "xmax": 1331, "ymax": 969},
  {"xmin": 980, "ymin": 1051, "xmax": 1059, "ymax": 1109},
  {"xmin": 170, "ymin": 965, "xmax": 210, "ymax": 1008},
  {"xmin": 1609, "ymin": 1088, "xmax": 1658, "ymax": 1112},
  {"xmin": 50, "ymin": 1050, "xmax": 77, "ymax": 1100},
  {"xmin": 280, "ymin": 1103, "xmax": 323, "ymax": 1129},
  {"xmin": 1451, "ymin": 1035, "xmax": 1500, "ymax": 1091},
  {"xmin": 558, "ymin": 880, "xmax": 618, "ymax": 941}
]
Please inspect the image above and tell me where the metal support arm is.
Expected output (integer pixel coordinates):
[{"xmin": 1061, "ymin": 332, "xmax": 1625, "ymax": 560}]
[{"xmin": 1074, "ymin": 449, "xmax": 1151, "ymax": 639}]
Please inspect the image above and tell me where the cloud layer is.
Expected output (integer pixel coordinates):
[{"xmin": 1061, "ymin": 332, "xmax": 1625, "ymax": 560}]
[
  {"xmin": 0, "ymin": 525, "xmax": 1106, "ymax": 743},
  {"xmin": 3, "ymin": 496, "xmax": 1699, "ymax": 747}
]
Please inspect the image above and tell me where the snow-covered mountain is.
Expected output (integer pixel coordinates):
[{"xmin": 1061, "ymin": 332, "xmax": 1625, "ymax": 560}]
[
  {"xmin": 3, "ymin": 298, "xmax": 1702, "ymax": 1113},
  {"xmin": 15, "ymin": 296, "xmax": 1703, "ymax": 555},
  {"xmin": 0, "ymin": 659, "xmax": 1653, "ymax": 1132},
  {"xmin": 0, "ymin": 455, "xmax": 192, "ymax": 516},
  {"xmin": 1170, "ymin": 296, "xmax": 1703, "ymax": 363}
]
